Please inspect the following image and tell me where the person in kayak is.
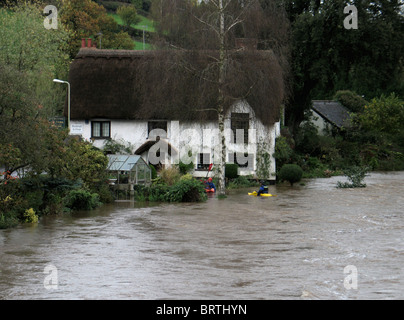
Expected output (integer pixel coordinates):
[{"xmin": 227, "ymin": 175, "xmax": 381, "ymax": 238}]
[
  {"xmin": 205, "ymin": 177, "xmax": 216, "ymax": 193},
  {"xmin": 257, "ymin": 180, "xmax": 269, "ymax": 196}
]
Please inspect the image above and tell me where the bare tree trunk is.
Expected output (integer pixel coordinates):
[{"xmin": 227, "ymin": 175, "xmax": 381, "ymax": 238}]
[{"xmin": 217, "ymin": 0, "xmax": 226, "ymax": 196}]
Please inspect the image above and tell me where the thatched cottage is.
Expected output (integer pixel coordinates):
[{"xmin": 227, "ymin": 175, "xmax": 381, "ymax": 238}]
[{"xmin": 66, "ymin": 42, "xmax": 283, "ymax": 181}]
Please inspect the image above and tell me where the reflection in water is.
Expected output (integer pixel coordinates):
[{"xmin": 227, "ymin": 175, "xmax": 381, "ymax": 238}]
[{"xmin": 1, "ymin": 172, "xmax": 403, "ymax": 299}]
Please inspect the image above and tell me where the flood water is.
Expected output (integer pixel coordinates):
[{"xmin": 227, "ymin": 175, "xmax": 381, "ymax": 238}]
[{"xmin": 1, "ymin": 172, "xmax": 403, "ymax": 300}]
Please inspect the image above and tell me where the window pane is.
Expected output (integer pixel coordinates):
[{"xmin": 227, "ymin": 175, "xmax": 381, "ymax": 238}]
[
  {"xmin": 102, "ymin": 122, "xmax": 110, "ymax": 137},
  {"xmin": 92, "ymin": 122, "xmax": 101, "ymax": 137},
  {"xmin": 197, "ymin": 153, "xmax": 210, "ymax": 169}
]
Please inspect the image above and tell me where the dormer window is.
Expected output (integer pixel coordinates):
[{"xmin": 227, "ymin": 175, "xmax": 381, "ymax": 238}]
[
  {"xmin": 148, "ymin": 121, "xmax": 167, "ymax": 139},
  {"xmin": 231, "ymin": 113, "xmax": 249, "ymax": 144}
]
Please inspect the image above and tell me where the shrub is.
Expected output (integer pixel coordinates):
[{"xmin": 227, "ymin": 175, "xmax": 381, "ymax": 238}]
[
  {"xmin": 279, "ymin": 164, "xmax": 303, "ymax": 186},
  {"xmin": 159, "ymin": 167, "xmax": 181, "ymax": 186},
  {"xmin": 227, "ymin": 175, "xmax": 258, "ymax": 189},
  {"xmin": 136, "ymin": 179, "xmax": 207, "ymax": 203},
  {"xmin": 356, "ymin": 93, "xmax": 404, "ymax": 135},
  {"xmin": 146, "ymin": 184, "xmax": 170, "ymax": 202},
  {"xmin": 177, "ymin": 161, "xmax": 194, "ymax": 175},
  {"xmin": 180, "ymin": 173, "xmax": 193, "ymax": 181},
  {"xmin": 23, "ymin": 208, "xmax": 38, "ymax": 224},
  {"xmin": 337, "ymin": 166, "xmax": 368, "ymax": 188},
  {"xmin": 150, "ymin": 164, "xmax": 157, "ymax": 179},
  {"xmin": 273, "ymin": 136, "xmax": 294, "ymax": 170},
  {"xmin": 334, "ymin": 90, "xmax": 368, "ymax": 113},
  {"xmin": 0, "ymin": 210, "xmax": 19, "ymax": 229},
  {"xmin": 65, "ymin": 189, "xmax": 101, "ymax": 211},
  {"xmin": 225, "ymin": 164, "xmax": 239, "ymax": 179},
  {"xmin": 167, "ymin": 179, "xmax": 207, "ymax": 202}
]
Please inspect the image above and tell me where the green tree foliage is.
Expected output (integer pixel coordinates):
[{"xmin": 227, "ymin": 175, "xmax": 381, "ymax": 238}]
[
  {"xmin": 334, "ymin": 90, "xmax": 368, "ymax": 113},
  {"xmin": 273, "ymin": 136, "xmax": 294, "ymax": 171},
  {"xmin": 0, "ymin": 4, "xmax": 70, "ymax": 115},
  {"xmin": 130, "ymin": 0, "xmax": 143, "ymax": 11},
  {"xmin": 356, "ymin": 93, "xmax": 404, "ymax": 135},
  {"xmin": 59, "ymin": 0, "xmax": 134, "ymax": 55},
  {"xmin": 117, "ymin": 5, "xmax": 141, "ymax": 29},
  {"xmin": 279, "ymin": 164, "xmax": 303, "ymax": 186},
  {"xmin": 282, "ymin": 0, "xmax": 404, "ymax": 132}
]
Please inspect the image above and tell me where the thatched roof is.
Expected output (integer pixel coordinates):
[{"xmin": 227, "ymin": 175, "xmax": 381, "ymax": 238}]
[{"xmin": 67, "ymin": 48, "xmax": 284, "ymax": 124}]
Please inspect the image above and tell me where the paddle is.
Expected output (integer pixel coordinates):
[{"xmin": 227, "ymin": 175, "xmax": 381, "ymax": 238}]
[{"xmin": 205, "ymin": 163, "xmax": 213, "ymax": 179}]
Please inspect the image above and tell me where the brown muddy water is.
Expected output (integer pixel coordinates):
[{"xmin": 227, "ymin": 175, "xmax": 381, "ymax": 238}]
[{"xmin": 1, "ymin": 172, "xmax": 403, "ymax": 300}]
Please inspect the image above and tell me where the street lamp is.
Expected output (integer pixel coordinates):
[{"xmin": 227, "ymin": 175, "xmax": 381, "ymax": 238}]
[
  {"xmin": 97, "ymin": 32, "xmax": 103, "ymax": 49},
  {"xmin": 53, "ymin": 79, "xmax": 70, "ymax": 132}
]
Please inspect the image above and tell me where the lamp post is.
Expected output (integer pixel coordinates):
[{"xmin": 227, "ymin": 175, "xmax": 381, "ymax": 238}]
[
  {"xmin": 97, "ymin": 32, "xmax": 103, "ymax": 49},
  {"xmin": 53, "ymin": 79, "xmax": 70, "ymax": 132}
]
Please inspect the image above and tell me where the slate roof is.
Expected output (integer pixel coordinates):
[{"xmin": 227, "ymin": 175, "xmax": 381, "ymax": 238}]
[{"xmin": 312, "ymin": 100, "xmax": 352, "ymax": 129}]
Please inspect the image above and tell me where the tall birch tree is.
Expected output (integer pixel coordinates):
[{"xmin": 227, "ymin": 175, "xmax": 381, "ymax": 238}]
[{"xmin": 148, "ymin": 0, "xmax": 289, "ymax": 195}]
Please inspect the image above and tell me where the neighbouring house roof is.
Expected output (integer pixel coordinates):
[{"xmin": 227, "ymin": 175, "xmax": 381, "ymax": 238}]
[
  {"xmin": 312, "ymin": 100, "xmax": 352, "ymax": 129},
  {"xmin": 66, "ymin": 48, "xmax": 284, "ymax": 125}
]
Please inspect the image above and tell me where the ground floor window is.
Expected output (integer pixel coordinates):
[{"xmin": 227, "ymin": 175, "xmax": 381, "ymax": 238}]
[
  {"xmin": 91, "ymin": 121, "xmax": 111, "ymax": 139},
  {"xmin": 228, "ymin": 152, "xmax": 254, "ymax": 169},
  {"xmin": 197, "ymin": 153, "xmax": 211, "ymax": 170}
]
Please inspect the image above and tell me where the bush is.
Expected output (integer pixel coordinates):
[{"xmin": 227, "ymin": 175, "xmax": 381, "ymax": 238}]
[
  {"xmin": 23, "ymin": 208, "xmax": 38, "ymax": 224},
  {"xmin": 337, "ymin": 166, "xmax": 368, "ymax": 188},
  {"xmin": 0, "ymin": 210, "xmax": 19, "ymax": 229},
  {"xmin": 146, "ymin": 184, "xmax": 170, "ymax": 202},
  {"xmin": 177, "ymin": 161, "xmax": 194, "ymax": 175},
  {"xmin": 159, "ymin": 167, "xmax": 181, "ymax": 186},
  {"xmin": 334, "ymin": 90, "xmax": 368, "ymax": 113},
  {"xmin": 227, "ymin": 175, "xmax": 258, "ymax": 189},
  {"xmin": 273, "ymin": 136, "xmax": 294, "ymax": 170},
  {"xmin": 279, "ymin": 164, "xmax": 303, "ymax": 186},
  {"xmin": 150, "ymin": 164, "xmax": 157, "ymax": 179},
  {"xmin": 356, "ymin": 93, "xmax": 404, "ymax": 135},
  {"xmin": 180, "ymin": 173, "xmax": 193, "ymax": 181},
  {"xmin": 135, "ymin": 178, "xmax": 207, "ymax": 203},
  {"xmin": 167, "ymin": 179, "xmax": 207, "ymax": 202},
  {"xmin": 225, "ymin": 164, "xmax": 239, "ymax": 179},
  {"xmin": 65, "ymin": 189, "xmax": 101, "ymax": 211}
]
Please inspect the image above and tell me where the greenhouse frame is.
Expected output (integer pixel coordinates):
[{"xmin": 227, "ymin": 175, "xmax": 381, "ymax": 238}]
[{"xmin": 107, "ymin": 154, "xmax": 152, "ymax": 186}]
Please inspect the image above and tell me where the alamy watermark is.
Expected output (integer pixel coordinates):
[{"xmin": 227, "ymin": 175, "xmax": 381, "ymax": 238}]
[
  {"xmin": 43, "ymin": 5, "xmax": 58, "ymax": 30},
  {"xmin": 344, "ymin": 5, "xmax": 358, "ymax": 30},
  {"xmin": 145, "ymin": 126, "xmax": 256, "ymax": 167},
  {"xmin": 43, "ymin": 264, "xmax": 58, "ymax": 290},
  {"xmin": 344, "ymin": 265, "xmax": 358, "ymax": 290},
  {"xmin": 43, "ymin": 4, "xmax": 357, "ymax": 31}
]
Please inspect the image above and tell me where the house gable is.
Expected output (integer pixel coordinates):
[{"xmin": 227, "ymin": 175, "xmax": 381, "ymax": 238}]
[{"xmin": 312, "ymin": 100, "xmax": 352, "ymax": 129}]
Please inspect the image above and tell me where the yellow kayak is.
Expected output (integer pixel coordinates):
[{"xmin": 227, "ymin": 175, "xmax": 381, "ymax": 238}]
[{"xmin": 248, "ymin": 192, "xmax": 275, "ymax": 197}]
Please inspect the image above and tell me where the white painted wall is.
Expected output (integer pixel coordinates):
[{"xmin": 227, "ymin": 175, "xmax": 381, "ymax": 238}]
[
  {"xmin": 304, "ymin": 110, "xmax": 332, "ymax": 135},
  {"xmin": 71, "ymin": 101, "xmax": 280, "ymax": 180}
]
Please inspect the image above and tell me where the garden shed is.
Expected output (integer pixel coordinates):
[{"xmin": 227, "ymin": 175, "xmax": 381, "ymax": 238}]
[{"xmin": 107, "ymin": 154, "xmax": 152, "ymax": 186}]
